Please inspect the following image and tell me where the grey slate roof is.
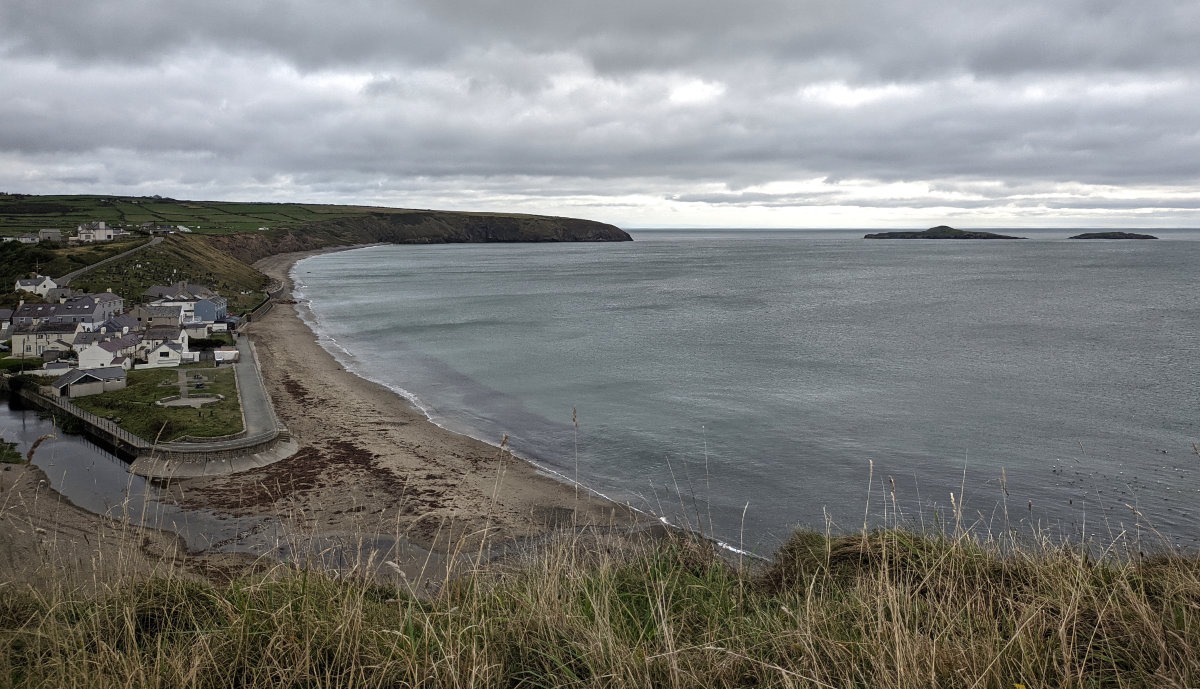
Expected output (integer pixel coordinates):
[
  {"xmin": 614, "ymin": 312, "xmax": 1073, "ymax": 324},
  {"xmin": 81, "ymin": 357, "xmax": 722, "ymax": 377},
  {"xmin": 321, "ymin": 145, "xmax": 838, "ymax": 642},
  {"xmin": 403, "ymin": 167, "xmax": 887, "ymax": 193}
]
[
  {"xmin": 13, "ymin": 303, "xmax": 60, "ymax": 322},
  {"xmin": 52, "ymin": 366, "xmax": 126, "ymax": 388},
  {"xmin": 144, "ymin": 283, "xmax": 216, "ymax": 300},
  {"xmin": 144, "ymin": 325, "xmax": 183, "ymax": 342},
  {"xmin": 98, "ymin": 334, "xmax": 141, "ymax": 353},
  {"xmin": 142, "ymin": 305, "xmax": 182, "ymax": 318},
  {"xmin": 13, "ymin": 321, "xmax": 77, "ymax": 336},
  {"xmin": 101, "ymin": 314, "xmax": 139, "ymax": 332}
]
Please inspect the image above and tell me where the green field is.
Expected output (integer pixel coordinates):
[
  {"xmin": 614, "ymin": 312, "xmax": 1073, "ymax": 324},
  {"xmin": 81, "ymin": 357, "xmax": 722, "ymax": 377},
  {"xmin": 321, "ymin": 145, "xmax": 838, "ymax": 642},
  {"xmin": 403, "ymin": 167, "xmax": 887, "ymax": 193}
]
[
  {"xmin": 0, "ymin": 194, "xmax": 371, "ymax": 236},
  {"xmin": 72, "ymin": 364, "xmax": 244, "ymax": 442}
]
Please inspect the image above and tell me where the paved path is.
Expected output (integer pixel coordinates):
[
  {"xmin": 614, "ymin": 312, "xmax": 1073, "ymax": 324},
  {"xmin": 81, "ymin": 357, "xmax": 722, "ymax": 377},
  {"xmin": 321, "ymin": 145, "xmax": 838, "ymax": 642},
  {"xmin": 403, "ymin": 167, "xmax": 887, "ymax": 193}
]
[
  {"xmin": 232, "ymin": 334, "xmax": 279, "ymax": 437},
  {"xmin": 55, "ymin": 236, "xmax": 162, "ymax": 285},
  {"xmin": 153, "ymin": 337, "xmax": 280, "ymax": 451}
]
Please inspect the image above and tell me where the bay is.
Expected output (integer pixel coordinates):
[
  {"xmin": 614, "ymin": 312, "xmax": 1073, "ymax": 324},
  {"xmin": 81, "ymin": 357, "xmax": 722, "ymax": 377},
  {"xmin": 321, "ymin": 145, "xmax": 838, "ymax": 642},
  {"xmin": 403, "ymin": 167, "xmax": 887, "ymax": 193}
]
[{"xmin": 294, "ymin": 229, "xmax": 1200, "ymax": 552}]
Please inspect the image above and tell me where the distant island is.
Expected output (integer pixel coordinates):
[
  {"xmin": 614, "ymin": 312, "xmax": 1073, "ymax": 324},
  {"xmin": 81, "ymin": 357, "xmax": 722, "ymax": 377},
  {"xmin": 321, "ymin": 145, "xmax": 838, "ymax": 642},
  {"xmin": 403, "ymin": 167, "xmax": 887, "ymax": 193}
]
[
  {"xmin": 1068, "ymin": 232, "xmax": 1157, "ymax": 240},
  {"xmin": 864, "ymin": 225, "xmax": 1023, "ymax": 240}
]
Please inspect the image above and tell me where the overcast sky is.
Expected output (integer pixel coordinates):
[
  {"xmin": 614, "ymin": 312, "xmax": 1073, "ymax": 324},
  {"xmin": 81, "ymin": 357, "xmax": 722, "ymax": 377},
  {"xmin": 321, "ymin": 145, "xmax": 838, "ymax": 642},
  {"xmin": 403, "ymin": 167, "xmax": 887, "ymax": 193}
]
[{"xmin": 2, "ymin": 1, "xmax": 1198, "ymax": 228}]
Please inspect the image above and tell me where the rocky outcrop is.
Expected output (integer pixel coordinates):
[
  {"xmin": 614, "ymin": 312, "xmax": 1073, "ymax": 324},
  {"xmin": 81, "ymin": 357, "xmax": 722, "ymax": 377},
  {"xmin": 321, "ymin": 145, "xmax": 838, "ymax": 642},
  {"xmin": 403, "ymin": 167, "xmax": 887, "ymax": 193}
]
[
  {"xmin": 1068, "ymin": 232, "xmax": 1157, "ymax": 240},
  {"xmin": 206, "ymin": 210, "xmax": 632, "ymax": 264},
  {"xmin": 865, "ymin": 225, "xmax": 1023, "ymax": 240}
]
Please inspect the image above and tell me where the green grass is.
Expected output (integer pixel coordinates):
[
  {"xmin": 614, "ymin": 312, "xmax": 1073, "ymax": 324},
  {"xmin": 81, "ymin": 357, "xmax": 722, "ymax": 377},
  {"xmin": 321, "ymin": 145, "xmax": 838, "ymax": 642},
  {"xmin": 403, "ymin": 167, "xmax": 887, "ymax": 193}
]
[
  {"xmin": 0, "ymin": 357, "xmax": 44, "ymax": 372},
  {"xmin": 0, "ymin": 528, "xmax": 1196, "ymax": 687},
  {"xmin": 71, "ymin": 364, "xmax": 244, "ymax": 442},
  {"xmin": 0, "ymin": 194, "xmax": 369, "ymax": 236},
  {"xmin": 70, "ymin": 234, "xmax": 269, "ymax": 314},
  {"xmin": 0, "ymin": 439, "xmax": 21, "ymax": 464},
  {"xmin": 0, "ymin": 236, "xmax": 149, "ymax": 293}
]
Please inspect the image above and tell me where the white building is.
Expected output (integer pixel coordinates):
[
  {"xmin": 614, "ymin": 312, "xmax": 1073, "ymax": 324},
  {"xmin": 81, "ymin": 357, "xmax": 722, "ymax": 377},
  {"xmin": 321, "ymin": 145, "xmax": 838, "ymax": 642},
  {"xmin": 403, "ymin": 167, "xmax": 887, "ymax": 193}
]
[
  {"xmin": 14, "ymin": 275, "xmax": 57, "ymax": 297},
  {"xmin": 142, "ymin": 342, "xmax": 184, "ymax": 368},
  {"xmin": 77, "ymin": 221, "xmax": 114, "ymax": 242}
]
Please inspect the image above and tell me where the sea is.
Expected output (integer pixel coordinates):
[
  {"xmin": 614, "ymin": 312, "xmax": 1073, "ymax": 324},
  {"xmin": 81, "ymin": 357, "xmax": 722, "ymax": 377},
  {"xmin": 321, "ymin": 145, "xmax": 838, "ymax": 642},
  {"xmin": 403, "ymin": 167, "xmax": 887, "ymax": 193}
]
[
  {"xmin": 5, "ymin": 228, "xmax": 1195, "ymax": 557},
  {"xmin": 289, "ymin": 228, "xmax": 1200, "ymax": 553}
]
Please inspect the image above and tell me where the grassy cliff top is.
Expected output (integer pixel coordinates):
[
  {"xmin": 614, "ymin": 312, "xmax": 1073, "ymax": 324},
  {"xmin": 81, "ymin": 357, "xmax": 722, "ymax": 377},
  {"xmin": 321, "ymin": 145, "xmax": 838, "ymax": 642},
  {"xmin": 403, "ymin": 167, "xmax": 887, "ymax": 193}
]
[
  {"xmin": 1, "ymin": 194, "xmax": 630, "ymax": 312},
  {"xmin": 0, "ymin": 527, "xmax": 1196, "ymax": 687},
  {"xmin": 0, "ymin": 194, "xmax": 372, "ymax": 235},
  {"xmin": 0, "ymin": 194, "xmax": 630, "ymax": 240}
]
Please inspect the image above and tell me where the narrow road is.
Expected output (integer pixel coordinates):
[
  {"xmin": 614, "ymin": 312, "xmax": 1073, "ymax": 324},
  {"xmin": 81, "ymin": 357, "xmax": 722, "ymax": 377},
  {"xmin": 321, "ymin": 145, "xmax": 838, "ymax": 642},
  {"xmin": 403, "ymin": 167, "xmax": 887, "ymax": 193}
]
[
  {"xmin": 55, "ymin": 235, "xmax": 163, "ymax": 286},
  {"xmin": 155, "ymin": 336, "xmax": 282, "ymax": 451},
  {"xmin": 230, "ymin": 334, "xmax": 279, "ymax": 437}
]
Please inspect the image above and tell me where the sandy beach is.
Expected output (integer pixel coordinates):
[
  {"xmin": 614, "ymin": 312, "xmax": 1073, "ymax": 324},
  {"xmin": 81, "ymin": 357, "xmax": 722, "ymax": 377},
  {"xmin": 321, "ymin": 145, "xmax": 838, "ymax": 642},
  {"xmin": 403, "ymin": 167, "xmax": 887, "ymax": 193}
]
[{"xmin": 173, "ymin": 248, "xmax": 646, "ymax": 583}]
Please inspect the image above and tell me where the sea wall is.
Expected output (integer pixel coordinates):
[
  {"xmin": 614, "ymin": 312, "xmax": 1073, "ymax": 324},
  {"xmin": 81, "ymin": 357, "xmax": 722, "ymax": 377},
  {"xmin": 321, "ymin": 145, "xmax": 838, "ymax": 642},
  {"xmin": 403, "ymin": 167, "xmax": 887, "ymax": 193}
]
[{"xmin": 9, "ymin": 382, "xmax": 294, "ymax": 476}]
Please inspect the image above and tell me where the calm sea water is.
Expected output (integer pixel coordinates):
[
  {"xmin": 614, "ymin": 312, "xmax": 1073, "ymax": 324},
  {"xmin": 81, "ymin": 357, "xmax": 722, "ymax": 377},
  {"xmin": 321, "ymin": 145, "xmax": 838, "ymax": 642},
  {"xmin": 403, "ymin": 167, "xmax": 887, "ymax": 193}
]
[{"xmin": 295, "ymin": 229, "xmax": 1200, "ymax": 552}]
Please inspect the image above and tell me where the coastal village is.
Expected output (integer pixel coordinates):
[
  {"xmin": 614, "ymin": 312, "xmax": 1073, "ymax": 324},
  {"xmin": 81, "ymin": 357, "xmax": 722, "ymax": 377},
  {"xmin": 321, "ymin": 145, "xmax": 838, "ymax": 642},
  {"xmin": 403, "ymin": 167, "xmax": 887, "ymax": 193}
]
[
  {"xmin": 6, "ymin": 279, "xmax": 236, "ymax": 393},
  {"xmin": 2, "ymin": 220, "xmax": 241, "ymax": 400},
  {"xmin": 0, "ymin": 215, "xmax": 282, "ymax": 477}
]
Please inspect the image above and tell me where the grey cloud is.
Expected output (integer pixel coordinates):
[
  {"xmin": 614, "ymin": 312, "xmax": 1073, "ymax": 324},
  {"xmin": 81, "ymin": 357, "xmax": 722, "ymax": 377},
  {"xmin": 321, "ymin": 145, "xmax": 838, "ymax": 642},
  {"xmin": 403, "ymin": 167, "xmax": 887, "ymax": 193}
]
[
  {"xmin": 2, "ymin": 0, "xmax": 1199, "ymax": 226},
  {"xmin": 5, "ymin": 0, "xmax": 1198, "ymax": 79}
]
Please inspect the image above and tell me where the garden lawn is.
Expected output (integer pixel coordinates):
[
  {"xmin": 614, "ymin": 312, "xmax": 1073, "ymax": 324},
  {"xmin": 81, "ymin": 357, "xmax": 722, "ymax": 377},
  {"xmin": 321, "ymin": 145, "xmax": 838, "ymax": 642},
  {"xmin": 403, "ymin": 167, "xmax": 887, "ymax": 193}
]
[
  {"xmin": 0, "ymin": 357, "xmax": 43, "ymax": 371},
  {"xmin": 72, "ymin": 364, "xmax": 244, "ymax": 442}
]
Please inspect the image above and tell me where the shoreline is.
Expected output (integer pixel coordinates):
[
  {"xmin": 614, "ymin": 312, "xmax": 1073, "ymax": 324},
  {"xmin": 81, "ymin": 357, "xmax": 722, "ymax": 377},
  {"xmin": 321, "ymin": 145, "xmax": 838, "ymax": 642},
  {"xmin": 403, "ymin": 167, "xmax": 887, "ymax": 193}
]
[
  {"xmin": 174, "ymin": 246, "xmax": 648, "ymax": 582},
  {"xmin": 287, "ymin": 247, "xmax": 644, "ymax": 520}
]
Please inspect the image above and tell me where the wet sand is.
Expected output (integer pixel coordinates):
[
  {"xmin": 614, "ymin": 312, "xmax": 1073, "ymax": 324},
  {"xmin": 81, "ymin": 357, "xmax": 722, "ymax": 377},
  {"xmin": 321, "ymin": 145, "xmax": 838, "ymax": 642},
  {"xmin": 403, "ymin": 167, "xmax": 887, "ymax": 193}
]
[
  {"xmin": 174, "ymin": 248, "xmax": 646, "ymax": 584},
  {"xmin": 0, "ymin": 461, "xmax": 193, "ymax": 590}
]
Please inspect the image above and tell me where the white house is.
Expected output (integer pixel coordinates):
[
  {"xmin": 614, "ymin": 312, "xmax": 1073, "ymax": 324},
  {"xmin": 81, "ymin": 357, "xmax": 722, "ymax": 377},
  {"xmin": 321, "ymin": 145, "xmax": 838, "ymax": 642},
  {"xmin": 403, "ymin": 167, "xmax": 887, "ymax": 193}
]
[
  {"xmin": 140, "ymin": 325, "xmax": 188, "ymax": 353},
  {"xmin": 77, "ymin": 221, "xmax": 114, "ymax": 242},
  {"xmin": 52, "ymin": 367, "xmax": 127, "ymax": 398},
  {"xmin": 14, "ymin": 275, "xmax": 57, "ymax": 297},
  {"xmin": 213, "ymin": 346, "xmax": 239, "ymax": 363},
  {"xmin": 10, "ymin": 322, "xmax": 80, "ymax": 358},
  {"xmin": 55, "ymin": 293, "xmax": 124, "ymax": 330},
  {"xmin": 77, "ymin": 334, "xmax": 140, "ymax": 370},
  {"xmin": 142, "ymin": 342, "xmax": 184, "ymax": 368}
]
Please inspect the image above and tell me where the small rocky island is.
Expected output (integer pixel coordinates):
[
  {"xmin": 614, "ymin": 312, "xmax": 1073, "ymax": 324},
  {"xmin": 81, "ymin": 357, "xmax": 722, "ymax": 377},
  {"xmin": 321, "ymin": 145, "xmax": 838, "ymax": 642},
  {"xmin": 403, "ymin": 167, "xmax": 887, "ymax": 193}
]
[
  {"xmin": 1068, "ymin": 232, "xmax": 1158, "ymax": 240},
  {"xmin": 864, "ymin": 225, "xmax": 1023, "ymax": 240}
]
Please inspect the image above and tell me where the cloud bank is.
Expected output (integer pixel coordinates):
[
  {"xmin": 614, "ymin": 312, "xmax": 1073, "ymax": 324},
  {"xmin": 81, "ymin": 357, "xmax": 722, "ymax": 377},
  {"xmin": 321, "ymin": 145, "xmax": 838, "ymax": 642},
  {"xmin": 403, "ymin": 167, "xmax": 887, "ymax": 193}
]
[{"xmin": 2, "ymin": 0, "xmax": 1198, "ymax": 227}]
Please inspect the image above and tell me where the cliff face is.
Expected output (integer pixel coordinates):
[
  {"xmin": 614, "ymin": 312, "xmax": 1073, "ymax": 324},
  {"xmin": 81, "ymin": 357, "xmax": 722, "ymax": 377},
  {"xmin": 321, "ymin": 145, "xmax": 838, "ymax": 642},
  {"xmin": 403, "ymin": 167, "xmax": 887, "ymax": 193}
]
[{"xmin": 205, "ymin": 211, "xmax": 632, "ymax": 264}]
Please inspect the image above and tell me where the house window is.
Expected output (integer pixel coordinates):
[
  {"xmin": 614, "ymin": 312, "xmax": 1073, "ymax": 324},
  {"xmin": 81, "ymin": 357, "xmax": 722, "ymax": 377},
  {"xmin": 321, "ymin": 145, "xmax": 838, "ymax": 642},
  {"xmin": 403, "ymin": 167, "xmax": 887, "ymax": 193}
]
[{"xmin": 160, "ymin": 351, "xmax": 169, "ymax": 358}]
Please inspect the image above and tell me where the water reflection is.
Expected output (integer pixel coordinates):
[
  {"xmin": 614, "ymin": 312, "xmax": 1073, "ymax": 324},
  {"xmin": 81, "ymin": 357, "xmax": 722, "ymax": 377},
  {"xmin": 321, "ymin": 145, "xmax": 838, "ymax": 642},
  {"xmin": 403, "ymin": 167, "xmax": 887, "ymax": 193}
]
[{"xmin": 0, "ymin": 397, "xmax": 284, "ymax": 555}]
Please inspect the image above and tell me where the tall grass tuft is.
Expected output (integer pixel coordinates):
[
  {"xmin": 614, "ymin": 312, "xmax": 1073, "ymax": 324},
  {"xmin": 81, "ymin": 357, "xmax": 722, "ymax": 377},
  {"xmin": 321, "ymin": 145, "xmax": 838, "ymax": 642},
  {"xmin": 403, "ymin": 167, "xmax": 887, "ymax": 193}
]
[{"xmin": 1, "ymin": 521, "xmax": 1197, "ymax": 688}]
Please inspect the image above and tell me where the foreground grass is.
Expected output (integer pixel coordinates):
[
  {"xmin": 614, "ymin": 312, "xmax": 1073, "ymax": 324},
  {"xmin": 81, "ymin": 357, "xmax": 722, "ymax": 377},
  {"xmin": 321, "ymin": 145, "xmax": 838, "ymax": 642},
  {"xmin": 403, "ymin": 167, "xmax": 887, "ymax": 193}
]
[
  {"xmin": 72, "ymin": 364, "xmax": 243, "ymax": 442},
  {"xmin": 0, "ymin": 528, "xmax": 1196, "ymax": 688}
]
